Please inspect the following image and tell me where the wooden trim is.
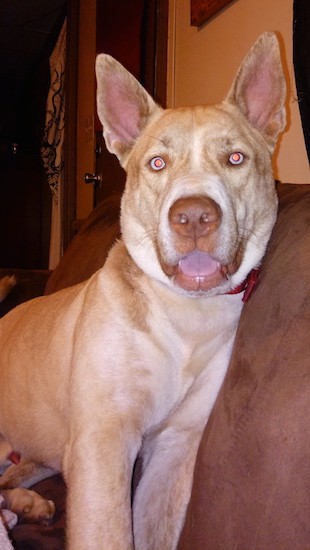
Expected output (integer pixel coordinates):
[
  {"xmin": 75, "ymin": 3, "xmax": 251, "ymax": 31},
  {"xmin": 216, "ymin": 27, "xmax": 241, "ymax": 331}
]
[
  {"xmin": 62, "ymin": 0, "xmax": 79, "ymax": 251},
  {"xmin": 141, "ymin": 0, "xmax": 168, "ymax": 107},
  {"xmin": 76, "ymin": 0, "xmax": 96, "ymax": 221},
  {"xmin": 155, "ymin": 0, "xmax": 169, "ymax": 107}
]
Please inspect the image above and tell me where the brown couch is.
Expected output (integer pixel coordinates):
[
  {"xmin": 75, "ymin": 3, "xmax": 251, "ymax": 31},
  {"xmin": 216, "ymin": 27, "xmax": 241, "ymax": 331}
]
[
  {"xmin": 178, "ymin": 182, "xmax": 310, "ymax": 550},
  {"xmin": 7, "ymin": 183, "xmax": 310, "ymax": 549}
]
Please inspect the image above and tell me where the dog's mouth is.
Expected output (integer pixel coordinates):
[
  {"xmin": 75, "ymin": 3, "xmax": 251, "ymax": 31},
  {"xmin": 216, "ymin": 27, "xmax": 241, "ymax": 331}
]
[{"xmin": 162, "ymin": 251, "xmax": 237, "ymax": 293}]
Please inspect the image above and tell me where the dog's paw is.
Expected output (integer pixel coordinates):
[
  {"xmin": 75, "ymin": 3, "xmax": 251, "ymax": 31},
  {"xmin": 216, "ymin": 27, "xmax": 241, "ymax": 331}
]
[
  {"xmin": 1, "ymin": 488, "xmax": 56, "ymax": 525},
  {"xmin": 0, "ymin": 495, "xmax": 18, "ymax": 529}
]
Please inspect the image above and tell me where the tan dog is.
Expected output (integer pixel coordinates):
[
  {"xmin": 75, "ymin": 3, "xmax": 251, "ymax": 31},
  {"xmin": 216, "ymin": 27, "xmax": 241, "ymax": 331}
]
[{"xmin": 0, "ymin": 32, "xmax": 286, "ymax": 549}]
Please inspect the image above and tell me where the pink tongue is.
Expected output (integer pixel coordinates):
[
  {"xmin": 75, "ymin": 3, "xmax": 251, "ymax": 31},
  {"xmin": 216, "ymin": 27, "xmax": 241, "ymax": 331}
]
[{"xmin": 179, "ymin": 252, "xmax": 219, "ymax": 277}]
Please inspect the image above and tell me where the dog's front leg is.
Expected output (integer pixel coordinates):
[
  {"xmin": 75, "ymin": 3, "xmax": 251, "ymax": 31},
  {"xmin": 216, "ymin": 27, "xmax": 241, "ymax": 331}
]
[
  {"xmin": 133, "ymin": 353, "xmax": 231, "ymax": 550},
  {"xmin": 134, "ymin": 424, "xmax": 204, "ymax": 550},
  {"xmin": 64, "ymin": 418, "xmax": 141, "ymax": 550}
]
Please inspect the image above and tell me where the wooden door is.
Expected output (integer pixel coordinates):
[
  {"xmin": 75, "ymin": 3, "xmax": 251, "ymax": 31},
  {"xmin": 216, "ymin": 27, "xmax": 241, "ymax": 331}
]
[
  {"xmin": 82, "ymin": 0, "xmax": 168, "ymax": 208},
  {"xmin": 93, "ymin": 0, "xmax": 144, "ymax": 205}
]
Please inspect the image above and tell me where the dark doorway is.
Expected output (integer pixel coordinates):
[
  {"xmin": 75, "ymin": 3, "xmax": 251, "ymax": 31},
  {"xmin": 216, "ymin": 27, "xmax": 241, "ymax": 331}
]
[{"xmin": 0, "ymin": 1, "xmax": 66, "ymax": 269}]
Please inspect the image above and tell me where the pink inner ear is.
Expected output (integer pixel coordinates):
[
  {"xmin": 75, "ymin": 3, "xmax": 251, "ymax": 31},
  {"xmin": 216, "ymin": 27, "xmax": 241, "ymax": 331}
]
[
  {"xmin": 244, "ymin": 56, "xmax": 278, "ymax": 130},
  {"xmin": 104, "ymin": 74, "xmax": 141, "ymax": 146}
]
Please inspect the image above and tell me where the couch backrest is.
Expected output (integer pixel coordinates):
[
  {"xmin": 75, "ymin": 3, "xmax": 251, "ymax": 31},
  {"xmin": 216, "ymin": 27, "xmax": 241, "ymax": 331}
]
[{"xmin": 45, "ymin": 193, "xmax": 121, "ymax": 294}]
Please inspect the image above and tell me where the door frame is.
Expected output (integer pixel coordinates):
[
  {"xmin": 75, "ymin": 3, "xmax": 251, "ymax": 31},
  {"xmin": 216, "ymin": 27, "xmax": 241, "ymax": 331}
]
[{"xmin": 62, "ymin": 0, "xmax": 79, "ymax": 251}]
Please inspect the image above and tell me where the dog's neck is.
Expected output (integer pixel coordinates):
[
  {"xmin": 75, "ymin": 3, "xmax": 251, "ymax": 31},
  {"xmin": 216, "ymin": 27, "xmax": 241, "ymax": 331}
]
[{"xmin": 226, "ymin": 268, "xmax": 261, "ymax": 303}]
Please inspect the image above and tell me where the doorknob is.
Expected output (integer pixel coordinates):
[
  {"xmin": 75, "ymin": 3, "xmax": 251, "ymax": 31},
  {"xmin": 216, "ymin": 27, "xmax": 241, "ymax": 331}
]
[{"xmin": 84, "ymin": 172, "xmax": 102, "ymax": 187}]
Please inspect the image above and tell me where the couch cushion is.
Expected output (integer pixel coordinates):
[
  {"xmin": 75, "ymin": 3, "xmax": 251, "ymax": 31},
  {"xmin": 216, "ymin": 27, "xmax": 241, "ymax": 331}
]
[
  {"xmin": 178, "ymin": 184, "xmax": 310, "ymax": 549},
  {"xmin": 45, "ymin": 193, "xmax": 121, "ymax": 294},
  {"xmin": 0, "ymin": 269, "xmax": 51, "ymax": 318}
]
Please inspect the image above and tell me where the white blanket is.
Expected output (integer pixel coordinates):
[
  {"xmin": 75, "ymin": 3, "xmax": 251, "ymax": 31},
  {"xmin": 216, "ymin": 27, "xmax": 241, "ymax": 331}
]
[
  {"xmin": 0, "ymin": 496, "xmax": 17, "ymax": 550},
  {"xmin": 0, "ymin": 520, "xmax": 13, "ymax": 550}
]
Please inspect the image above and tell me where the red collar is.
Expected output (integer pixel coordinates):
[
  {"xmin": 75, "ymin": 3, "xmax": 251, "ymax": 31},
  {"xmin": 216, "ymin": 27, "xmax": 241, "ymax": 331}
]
[
  {"xmin": 226, "ymin": 267, "xmax": 260, "ymax": 302},
  {"xmin": 7, "ymin": 451, "xmax": 21, "ymax": 465}
]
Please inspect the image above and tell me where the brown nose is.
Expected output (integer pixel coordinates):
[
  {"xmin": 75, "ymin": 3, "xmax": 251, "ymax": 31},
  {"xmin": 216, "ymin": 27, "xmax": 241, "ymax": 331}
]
[{"xmin": 168, "ymin": 196, "xmax": 221, "ymax": 242}]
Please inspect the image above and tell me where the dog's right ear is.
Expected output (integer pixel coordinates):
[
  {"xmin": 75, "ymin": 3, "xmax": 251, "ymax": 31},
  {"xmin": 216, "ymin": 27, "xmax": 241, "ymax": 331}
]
[
  {"xmin": 225, "ymin": 32, "xmax": 286, "ymax": 150},
  {"xmin": 96, "ymin": 55, "xmax": 161, "ymax": 164}
]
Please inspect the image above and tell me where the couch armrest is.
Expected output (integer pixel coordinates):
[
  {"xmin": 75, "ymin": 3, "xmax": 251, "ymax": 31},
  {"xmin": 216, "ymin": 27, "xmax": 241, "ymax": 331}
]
[{"xmin": 178, "ymin": 183, "xmax": 310, "ymax": 549}]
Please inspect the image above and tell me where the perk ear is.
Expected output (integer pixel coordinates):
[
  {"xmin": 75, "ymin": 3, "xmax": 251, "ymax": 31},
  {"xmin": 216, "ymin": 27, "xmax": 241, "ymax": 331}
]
[
  {"xmin": 225, "ymin": 32, "xmax": 287, "ymax": 149},
  {"xmin": 96, "ymin": 54, "xmax": 161, "ymax": 164}
]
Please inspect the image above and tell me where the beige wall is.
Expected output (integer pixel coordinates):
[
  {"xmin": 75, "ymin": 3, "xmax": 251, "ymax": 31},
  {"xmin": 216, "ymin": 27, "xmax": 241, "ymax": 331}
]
[{"xmin": 167, "ymin": 0, "xmax": 310, "ymax": 183}]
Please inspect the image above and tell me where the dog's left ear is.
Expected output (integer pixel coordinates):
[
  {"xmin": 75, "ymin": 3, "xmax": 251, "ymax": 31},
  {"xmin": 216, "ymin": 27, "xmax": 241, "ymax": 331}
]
[
  {"xmin": 225, "ymin": 32, "xmax": 286, "ymax": 149},
  {"xmin": 96, "ymin": 54, "xmax": 162, "ymax": 164}
]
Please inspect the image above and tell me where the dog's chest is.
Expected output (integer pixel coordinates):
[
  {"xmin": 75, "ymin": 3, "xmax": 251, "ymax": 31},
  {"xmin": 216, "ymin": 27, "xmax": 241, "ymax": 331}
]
[{"xmin": 132, "ymin": 291, "xmax": 243, "ymax": 420}]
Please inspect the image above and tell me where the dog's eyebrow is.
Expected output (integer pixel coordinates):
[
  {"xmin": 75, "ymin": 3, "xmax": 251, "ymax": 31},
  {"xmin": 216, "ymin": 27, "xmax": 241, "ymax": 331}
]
[
  {"xmin": 224, "ymin": 127, "xmax": 243, "ymax": 143},
  {"xmin": 146, "ymin": 134, "xmax": 172, "ymax": 148}
]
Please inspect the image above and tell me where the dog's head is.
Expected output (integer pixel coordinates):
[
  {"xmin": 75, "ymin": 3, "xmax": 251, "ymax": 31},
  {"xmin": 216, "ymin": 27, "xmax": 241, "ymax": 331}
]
[{"xmin": 96, "ymin": 32, "xmax": 286, "ymax": 297}]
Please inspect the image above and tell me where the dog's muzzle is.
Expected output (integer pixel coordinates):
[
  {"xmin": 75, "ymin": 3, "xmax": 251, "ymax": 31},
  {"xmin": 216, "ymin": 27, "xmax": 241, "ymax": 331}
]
[
  {"xmin": 161, "ymin": 195, "xmax": 239, "ymax": 293},
  {"xmin": 169, "ymin": 196, "xmax": 222, "ymax": 245}
]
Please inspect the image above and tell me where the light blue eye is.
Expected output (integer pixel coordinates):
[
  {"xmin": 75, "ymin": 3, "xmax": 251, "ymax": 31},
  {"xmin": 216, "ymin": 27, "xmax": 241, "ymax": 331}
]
[
  {"xmin": 150, "ymin": 156, "xmax": 166, "ymax": 171},
  {"xmin": 229, "ymin": 152, "xmax": 244, "ymax": 165}
]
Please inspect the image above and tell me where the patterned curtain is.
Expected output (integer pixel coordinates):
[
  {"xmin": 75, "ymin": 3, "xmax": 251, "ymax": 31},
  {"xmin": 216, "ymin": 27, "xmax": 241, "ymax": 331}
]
[{"xmin": 41, "ymin": 20, "xmax": 66, "ymax": 269}]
